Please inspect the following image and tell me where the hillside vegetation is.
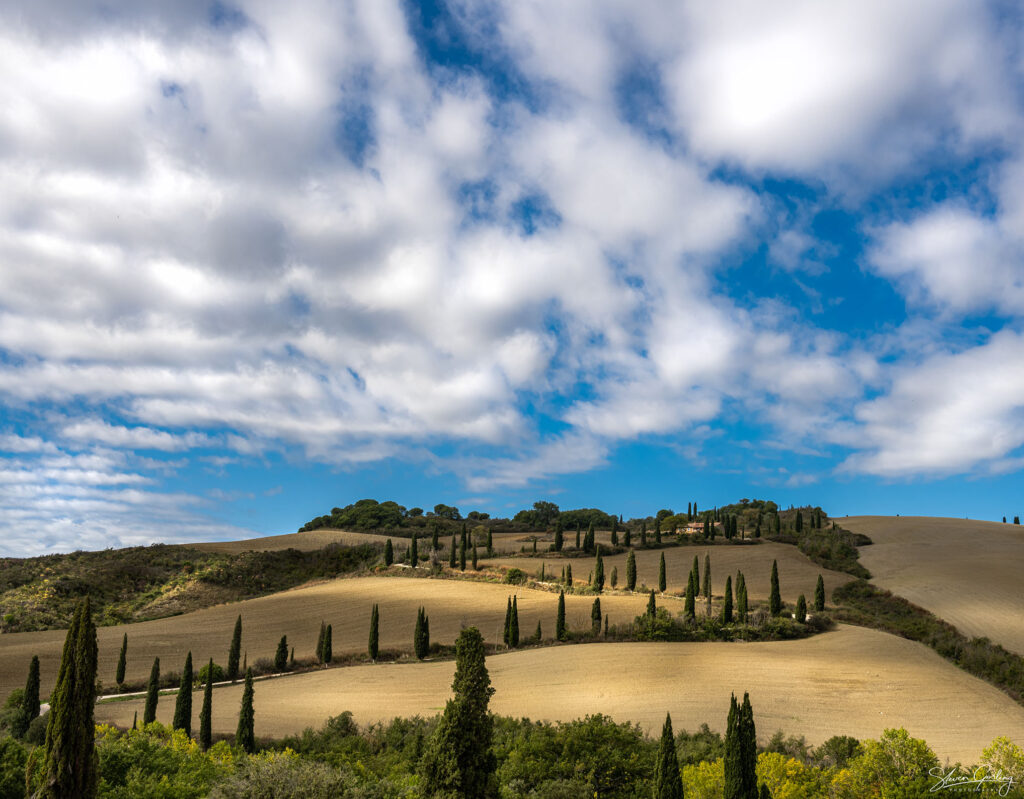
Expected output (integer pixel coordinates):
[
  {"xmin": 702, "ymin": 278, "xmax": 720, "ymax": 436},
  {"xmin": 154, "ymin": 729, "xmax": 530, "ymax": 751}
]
[{"xmin": 0, "ymin": 542, "xmax": 380, "ymax": 633}]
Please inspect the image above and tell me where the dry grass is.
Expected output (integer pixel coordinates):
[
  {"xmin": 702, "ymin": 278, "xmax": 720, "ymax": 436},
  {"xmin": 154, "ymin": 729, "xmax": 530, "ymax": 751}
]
[
  {"xmin": 482, "ymin": 541, "xmax": 851, "ymax": 602},
  {"xmin": 93, "ymin": 624, "xmax": 1024, "ymax": 764},
  {"xmin": 0, "ymin": 575, "xmax": 650, "ymax": 701},
  {"xmin": 842, "ymin": 516, "xmax": 1024, "ymax": 655}
]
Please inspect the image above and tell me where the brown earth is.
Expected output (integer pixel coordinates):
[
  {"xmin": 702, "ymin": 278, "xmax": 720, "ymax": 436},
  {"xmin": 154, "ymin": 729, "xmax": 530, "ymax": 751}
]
[
  {"xmin": 94, "ymin": 624, "xmax": 1024, "ymax": 765},
  {"xmin": 190, "ymin": 529, "xmax": 542, "ymax": 555},
  {"xmin": 841, "ymin": 515, "xmax": 1024, "ymax": 655},
  {"xmin": 0, "ymin": 575, "xmax": 650, "ymax": 701},
  {"xmin": 481, "ymin": 541, "xmax": 851, "ymax": 602}
]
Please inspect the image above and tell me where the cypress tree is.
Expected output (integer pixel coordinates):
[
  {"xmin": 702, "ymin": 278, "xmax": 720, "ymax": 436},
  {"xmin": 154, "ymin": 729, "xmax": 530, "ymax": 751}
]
[
  {"xmin": 132, "ymin": 711, "xmax": 137, "ymax": 730},
  {"xmin": 647, "ymin": 590, "xmax": 657, "ymax": 617},
  {"xmin": 565, "ymin": 563, "xmax": 573, "ymax": 586},
  {"xmin": 795, "ymin": 510, "xmax": 803, "ymax": 533},
  {"xmin": 172, "ymin": 652, "xmax": 193, "ymax": 737},
  {"xmin": 235, "ymin": 668, "xmax": 255, "ymax": 754},
  {"xmin": 472, "ymin": 543, "xmax": 478, "ymax": 570},
  {"xmin": 586, "ymin": 521, "xmax": 595, "ymax": 553},
  {"xmin": 796, "ymin": 594, "xmax": 807, "ymax": 623},
  {"xmin": 760, "ymin": 784, "xmax": 772, "ymax": 799},
  {"xmin": 724, "ymin": 694, "xmax": 742, "ymax": 799},
  {"xmin": 591, "ymin": 597, "xmax": 602, "ymax": 636},
  {"xmin": 227, "ymin": 615, "xmax": 242, "ymax": 682},
  {"xmin": 274, "ymin": 636, "xmax": 288, "ymax": 672},
  {"xmin": 687, "ymin": 502, "xmax": 692, "ymax": 520},
  {"xmin": 594, "ymin": 546, "xmax": 605, "ymax": 592},
  {"xmin": 655, "ymin": 712, "xmax": 684, "ymax": 799},
  {"xmin": 419, "ymin": 628, "xmax": 497, "ymax": 797},
  {"xmin": 143, "ymin": 657, "xmax": 160, "ymax": 725},
  {"xmin": 556, "ymin": 591, "xmax": 566, "ymax": 641},
  {"xmin": 449, "ymin": 536, "xmax": 457, "ymax": 568},
  {"xmin": 703, "ymin": 554, "xmax": 711, "ymax": 600},
  {"xmin": 684, "ymin": 575, "xmax": 696, "ymax": 619},
  {"xmin": 369, "ymin": 604, "xmax": 380, "ymax": 661},
  {"xmin": 23, "ymin": 654, "xmax": 41, "ymax": 729},
  {"xmin": 316, "ymin": 621, "xmax": 326, "ymax": 663},
  {"xmin": 737, "ymin": 572, "xmax": 748, "ymax": 623},
  {"xmin": 610, "ymin": 566, "xmax": 618, "ymax": 588},
  {"xmin": 535, "ymin": 620, "xmax": 542, "ymax": 641},
  {"xmin": 384, "ymin": 538, "xmax": 394, "ymax": 566},
  {"xmin": 815, "ymin": 574, "xmax": 825, "ymax": 612},
  {"xmin": 655, "ymin": 517, "xmax": 662, "ymax": 544},
  {"xmin": 487, "ymin": 528, "xmax": 493, "ymax": 555},
  {"xmin": 199, "ymin": 658, "xmax": 213, "ymax": 750},
  {"xmin": 410, "ymin": 533, "xmax": 419, "ymax": 567},
  {"xmin": 640, "ymin": 521, "xmax": 647, "ymax": 546},
  {"xmin": 626, "ymin": 549, "xmax": 637, "ymax": 591},
  {"xmin": 510, "ymin": 597, "xmax": 519, "ymax": 648},
  {"xmin": 769, "ymin": 560, "xmax": 782, "ymax": 617},
  {"xmin": 692, "ymin": 555, "xmax": 700, "ymax": 595},
  {"xmin": 415, "ymin": 607, "xmax": 428, "ymax": 659},
  {"xmin": 459, "ymin": 535, "xmax": 467, "ymax": 571},
  {"xmin": 722, "ymin": 576, "xmax": 733, "ymax": 623},
  {"xmin": 503, "ymin": 597, "xmax": 512, "ymax": 646},
  {"xmin": 554, "ymin": 518, "xmax": 564, "ymax": 551},
  {"xmin": 658, "ymin": 552, "xmax": 667, "ymax": 593},
  {"xmin": 115, "ymin": 633, "xmax": 127, "ymax": 686},
  {"xmin": 575, "ymin": 526, "xmax": 581, "ymax": 549},
  {"xmin": 34, "ymin": 597, "xmax": 98, "ymax": 798},
  {"xmin": 740, "ymin": 693, "xmax": 758, "ymax": 798},
  {"xmin": 323, "ymin": 625, "xmax": 332, "ymax": 663},
  {"xmin": 289, "ymin": 647, "xmax": 295, "ymax": 667},
  {"xmin": 624, "ymin": 526, "xmax": 631, "ymax": 547},
  {"xmin": 1015, "ymin": 516, "xmax": 1020, "ymax": 525},
  {"xmin": 431, "ymin": 526, "xmax": 439, "ymax": 552}
]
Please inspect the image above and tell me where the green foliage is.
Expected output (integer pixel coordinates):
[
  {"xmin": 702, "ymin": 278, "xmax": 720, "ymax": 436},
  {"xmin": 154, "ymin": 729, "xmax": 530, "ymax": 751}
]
[
  {"xmin": 590, "ymin": 598, "xmax": 601, "ymax": 637},
  {"xmin": 510, "ymin": 598, "xmax": 519, "ymax": 648},
  {"xmin": 415, "ymin": 607, "xmax": 430, "ymax": 659},
  {"xmin": 556, "ymin": 592, "xmax": 566, "ymax": 641},
  {"xmin": 274, "ymin": 636, "xmax": 288, "ymax": 672},
  {"xmin": 0, "ymin": 735, "xmax": 26, "ymax": 799},
  {"xmin": 199, "ymin": 659, "xmax": 214, "ymax": 751},
  {"xmin": 33, "ymin": 597, "xmax": 99, "ymax": 799},
  {"xmin": 236, "ymin": 669, "xmax": 256, "ymax": 754},
  {"xmin": 115, "ymin": 635, "xmax": 127, "ymax": 686},
  {"xmin": 420, "ymin": 627, "xmax": 497, "ymax": 798},
  {"xmin": 384, "ymin": 538, "xmax": 394, "ymax": 567},
  {"xmin": 209, "ymin": 751, "xmax": 360, "ymax": 799},
  {"xmin": 323, "ymin": 625, "xmax": 332, "ymax": 664},
  {"xmin": 769, "ymin": 561, "xmax": 782, "ymax": 617},
  {"xmin": 172, "ymin": 652, "xmax": 193, "ymax": 737},
  {"xmin": 197, "ymin": 661, "xmax": 224, "ymax": 686},
  {"xmin": 722, "ymin": 576, "xmax": 733, "ymax": 624},
  {"xmin": 796, "ymin": 595, "xmax": 807, "ymax": 624},
  {"xmin": 814, "ymin": 575, "xmax": 825, "ymax": 612},
  {"xmin": 504, "ymin": 568, "xmax": 527, "ymax": 585},
  {"xmin": 300, "ymin": 498, "xmax": 408, "ymax": 532},
  {"xmin": 813, "ymin": 735, "xmax": 861, "ymax": 769},
  {"xmin": 737, "ymin": 572, "xmax": 748, "ymax": 623},
  {"xmin": 626, "ymin": 550, "xmax": 636, "ymax": 591},
  {"xmin": 658, "ymin": 553, "xmax": 666, "ymax": 593}
]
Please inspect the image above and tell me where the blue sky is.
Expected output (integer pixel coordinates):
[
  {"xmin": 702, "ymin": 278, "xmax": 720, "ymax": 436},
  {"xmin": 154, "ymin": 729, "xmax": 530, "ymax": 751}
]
[{"xmin": 1, "ymin": 1, "xmax": 1023, "ymax": 555}]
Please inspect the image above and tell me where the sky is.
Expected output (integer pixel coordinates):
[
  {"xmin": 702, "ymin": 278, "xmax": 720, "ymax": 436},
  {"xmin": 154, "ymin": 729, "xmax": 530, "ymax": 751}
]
[{"xmin": 1, "ymin": 1, "xmax": 1023, "ymax": 556}]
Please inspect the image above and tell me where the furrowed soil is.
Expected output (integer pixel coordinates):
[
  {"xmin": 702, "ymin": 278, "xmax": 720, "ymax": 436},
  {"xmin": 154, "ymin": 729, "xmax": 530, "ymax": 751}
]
[
  {"xmin": 0, "ymin": 575, "xmax": 651, "ymax": 700},
  {"xmin": 842, "ymin": 516, "xmax": 1024, "ymax": 655},
  {"xmin": 481, "ymin": 541, "xmax": 851, "ymax": 602},
  {"xmin": 93, "ymin": 624, "xmax": 1024, "ymax": 765},
  {"xmin": 191, "ymin": 530, "xmax": 541, "ymax": 555}
]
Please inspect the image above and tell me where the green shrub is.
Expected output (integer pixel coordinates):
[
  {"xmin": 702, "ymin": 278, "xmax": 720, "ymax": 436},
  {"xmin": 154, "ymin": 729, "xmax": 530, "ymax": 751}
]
[{"xmin": 504, "ymin": 568, "xmax": 527, "ymax": 585}]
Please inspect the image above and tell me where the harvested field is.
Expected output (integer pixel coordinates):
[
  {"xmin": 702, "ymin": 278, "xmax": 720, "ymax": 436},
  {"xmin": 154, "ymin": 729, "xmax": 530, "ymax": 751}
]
[
  {"xmin": 94, "ymin": 624, "xmax": 1024, "ymax": 764},
  {"xmin": 191, "ymin": 529, "xmax": 540, "ymax": 555},
  {"xmin": 842, "ymin": 516, "xmax": 1024, "ymax": 655},
  {"xmin": 482, "ymin": 541, "xmax": 851, "ymax": 603},
  {"xmin": 0, "ymin": 575, "xmax": 650, "ymax": 700}
]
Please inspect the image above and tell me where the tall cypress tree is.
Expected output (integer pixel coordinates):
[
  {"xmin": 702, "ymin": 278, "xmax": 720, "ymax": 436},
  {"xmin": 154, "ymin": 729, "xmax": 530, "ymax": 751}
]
[
  {"xmin": 655, "ymin": 712, "xmax": 684, "ymax": 799},
  {"xmin": 591, "ymin": 598, "xmax": 602, "ymax": 636},
  {"xmin": 199, "ymin": 658, "xmax": 213, "ymax": 751},
  {"xmin": 556, "ymin": 591, "xmax": 567, "ymax": 641},
  {"xmin": 740, "ymin": 693, "xmax": 758, "ymax": 799},
  {"xmin": 654, "ymin": 517, "xmax": 662, "ymax": 545},
  {"xmin": 703, "ymin": 554, "xmax": 711, "ymax": 600},
  {"xmin": 796, "ymin": 594, "xmax": 807, "ymax": 623},
  {"xmin": 236, "ymin": 668, "xmax": 255, "ymax": 754},
  {"xmin": 692, "ymin": 555, "xmax": 700, "ymax": 595},
  {"xmin": 227, "ymin": 615, "xmax": 242, "ymax": 683},
  {"xmin": 369, "ymin": 604, "xmax": 380, "ymax": 661},
  {"xmin": 431, "ymin": 525, "xmax": 440, "ymax": 552},
  {"xmin": 415, "ymin": 607, "xmax": 428, "ymax": 659},
  {"xmin": 626, "ymin": 549, "xmax": 637, "ymax": 591},
  {"xmin": 316, "ymin": 621, "xmax": 326, "ymax": 663},
  {"xmin": 23, "ymin": 654, "xmax": 41, "ymax": 731},
  {"xmin": 795, "ymin": 510, "xmax": 804, "ymax": 533},
  {"xmin": 640, "ymin": 521, "xmax": 647, "ymax": 547},
  {"xmin": 684, "ymin": 575, "xmax": 696, "ymax": 619},
  {"xmin": 172, "ymin": 651, "xmax": 193, "ymax": 736},
  {"xmin": 575, "ymin": 525, "xmax": 581, "ymax": 549},
  {"xmin": 384, "ymin": 538, "xmax": 394, "ymax": 566},
  {"xmin": 624, "ymin": 526, "xmax": 632, "ymax": 547},
  {"xmin": 724, "ymin": 694, "xmax": 742, "ymax": 799},
  {"xmin": 410, "ymin": 533, "xmax": 419, "ymax": 567},
  {"xmin": 769, "ymin": 560, "xmax": 782, "ymax": 617},
  {"xmin": 274, "ymin": 636, "xmax": 288, "ymax": 672},
  {"xmin": 33, "ymin": 597, "xmax": 98, "ymax": 798},
  {"xmin": 647, "ymin": 590, "xmax": 657, "ymax": 617},
  {"xmin": 115, "ymin": 633, "xmax": 127, "ymax": 687},
  {"xmin": 487, "ymin": 528, "xmax": 493, "ymax": 555},
  {"xmin": 554, "ymin": 518, "xmax": 564, "ymax": 552},
  {"xmin": 586, "ymin": 521, "xmax": 595, "ymax": 553},
  {"xmin": 472, "ymin": 543, "xmax": 478, "ymax": 570},
  {"xmin": 658, "ymin": 552, "xmax": 667, "ymax": 593},
  {"xmin": 449, "ymin": 536, "xmax": 457, "ymax": 568},
  {"xmin": 419, "ymin": 627, "xmax": 497, "ymax": 797},
  {"xmin": 510, "ymin": 597, "xmax": 519, "ymax": 648},
  {"xmin": 324, "ymin": 625, "xmax": 332, "ymax": 663},
  {"xmin": 610, "ymin": 566, "xmax": 618, "ymax": 588},
  {"xmin": 814, "ymin": 574, "xmax": 825, "ymax": 612},
  {"xmin": 737, "ymin": 572, "xmax": 748, "ymax": 623},
  {"xmin": 565, "ymin": 563, "xmax": 573, "ymax": 586},
  {"xmin": 722, "ymin": 576, "xmax": 733, "ymax": 623},
  {"xmin": 459, "ymin": 535, "xmax": 467, "ymax": 571},
  {"xmin": 143, "ymin": 657, "xmax": 160, "ymax": 725},
  {"xmin": 503, "ymin": 597, "xmax": 512, "ymax": 646},
  {"xmin": 594, "ymin": 547, "xmax": 605, "ymax": 592}
]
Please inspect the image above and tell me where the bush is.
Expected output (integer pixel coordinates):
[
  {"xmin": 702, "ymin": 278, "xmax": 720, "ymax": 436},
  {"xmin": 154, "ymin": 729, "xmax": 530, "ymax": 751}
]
[
  {"xmin": 504, "ymin": 568, "xmax": 527, "ymax": 585},
  {"xmin": 197, "ymin": 662, "xmax": 226, "ymax": 685},
  {"xmin": 24, "ymin": 713, "xmax": 47, "ymax": 746},
  {"xmin": 208, "ymin": 752, "xmax": 361, "ymax": 799},
  {"xmin": 0, "ymin": 735, "xmax": 27, "ymax": 799}
]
